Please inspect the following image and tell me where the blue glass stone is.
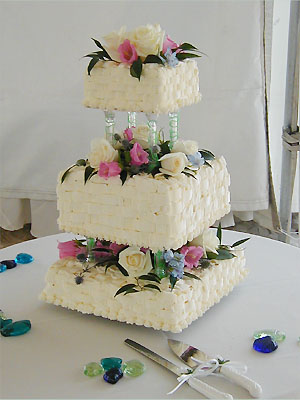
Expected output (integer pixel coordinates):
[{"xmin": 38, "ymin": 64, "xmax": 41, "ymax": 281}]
[
  {"xmin": 1, "ymin": 320, "xmax": 31, "ymax": 337},
  {"xmin": 103, "ymin": 367, "xmax": 123, "ymax": 384},
  {"xmin": 253, "ymin": 335, "xmax": 278, "ymax": 353},
  {"xmin": 0, "ymin": 260, "xmax": 17, "ymax": 269},
  {"xmin": 101, "ymin": 357, "xmax": 122, "ymax": 371},
  {"xmin": 0, "ymin": 264, "xmax": 7, "ymax": 273},
  {"xmin": 15, "ymin": 253, "xmax": 34, "ymax": 264},
  {"xmin": 0, "ymin": 318, "xmax": 13, "ymax": 329}
]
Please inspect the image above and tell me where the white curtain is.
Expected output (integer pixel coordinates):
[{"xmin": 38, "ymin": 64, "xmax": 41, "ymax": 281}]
[{"xmin": 0, "ymin": 1, "xmax": 271, "ymax": 237}]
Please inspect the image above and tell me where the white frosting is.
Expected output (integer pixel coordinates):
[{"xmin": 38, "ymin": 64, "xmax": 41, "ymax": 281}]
[
  {"xmin": 57, "ymin": 157, "xmax": 231, "ymax": 251},
  {"xmin": 40, "ymin": 251, "xmax": 248, "ymax": 333},
  {"xmin": 83, "ymin": 60, "xmax": 201, "ymax": 114}
]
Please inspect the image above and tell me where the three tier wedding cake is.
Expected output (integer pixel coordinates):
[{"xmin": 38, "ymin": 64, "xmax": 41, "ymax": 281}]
[{"xmin": 40, "ymin": 24, "xmax": 248, "ymax": 333}]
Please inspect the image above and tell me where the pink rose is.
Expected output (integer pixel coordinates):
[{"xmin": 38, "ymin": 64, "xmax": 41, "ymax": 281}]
[
  {"xmin": 124, "ymin": 128, "xmax": 133, "ymax": 141},
  {"xmin": 162, "ymin": 35, "xmax": 178, "ymax": 54},
  {"xmin": 130, "ymin": 142, "xmax": 149, "ymax": 166},
  {"xmin": 180, "ymin": 245, "xmax": 204, "ymax": 269},
  {"xmin": 109, "ymin": 242, "xmax": 127, "ymax": 255},
  {"xmin": 98, "ymin": 161, "xmax": 121, "ymax": 179},
  {"xmin": 118, "ymin": 39, "xmax": 138, "ymax": 64},
  {"xmin": 58, "ymin": 240, "xmax": 86, "ymax": 259}
]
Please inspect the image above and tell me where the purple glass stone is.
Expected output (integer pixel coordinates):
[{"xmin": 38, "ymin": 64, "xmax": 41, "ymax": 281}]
[
  {"xmin": 253, "ymin": 335, "xmax": 278, "ymax": 353},
  {"xmin": 0, "ymin": 260, "xmax": 17, "ymax": 269},
  {"xmin": 103, "ymin": 367, "xmax": 123, "ymax": 384}
]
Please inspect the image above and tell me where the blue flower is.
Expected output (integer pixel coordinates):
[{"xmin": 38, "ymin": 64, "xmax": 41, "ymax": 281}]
[
  {"xmin": 168, "ymin": 252, "xmax": 185, "ymax": 279},
  {"xmin": 164, "ymin": 47, "xmax": 179, "ymax": 68},
  {"xmin": 187, "ymin": 152, "xmax": 205, "ymax": 168},
  {"xmin": 163, "ymin": 250, "xmax": 174, "ymax": 263}
]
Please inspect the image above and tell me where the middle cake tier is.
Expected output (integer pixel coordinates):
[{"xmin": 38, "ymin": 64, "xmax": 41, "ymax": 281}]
[{"xmin": 57, "ymin": 157, "xmax": 230, "ymax": 251}]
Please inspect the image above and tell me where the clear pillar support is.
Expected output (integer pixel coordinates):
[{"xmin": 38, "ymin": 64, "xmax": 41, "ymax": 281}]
[
  {"xmin": 168, "ymin": 112, "xmax": 179, "ymax": 149},
  {"xmin": 86, "ymin": 237, "xmax": 96, "ymax": 262},
  {"xmin": 128, "ymin": 112, "xmax": 136, "ymax": 128},
  {"xmin": 146, "ymin": 113, "xmax": 158, "ymax": 147},
  {"xmin": 104, "ymin": 110, "xmax": 115, "ymax": 143}
]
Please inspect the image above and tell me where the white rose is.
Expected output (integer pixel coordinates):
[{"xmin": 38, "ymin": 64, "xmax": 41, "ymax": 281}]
[
  {"xmin": 132, "ymin": 125, "xmax": 150, "ymax": 149},
  {"xmin": 127, "ymin": 24, "xmax": 165, "ymax": 59},
  {"xmin": 189, "ymin": 229, "xmax": 220, "ymax": 256},
  {"xmin": 159, "ymin": 152, "xmax": 188, "ymax": 176},
  {"xmin": 103, "ymin": 26, "xmax": 126, "ymax": 62},
  {"xmin": 118, "ymin": 246, "xmax": 153, "ymax": 277},
  {"xmin": 171, "ymin": 140, "xmax": 199, "ymax": 155},
  {"xmin": 88, "ymin": 138, "xmax": 118, "ymax": 168}
]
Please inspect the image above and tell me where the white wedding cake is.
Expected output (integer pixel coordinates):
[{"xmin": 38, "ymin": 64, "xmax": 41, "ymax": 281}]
[{"xmin": 41, "ymin": 24, "xmax": 248, "ymax": 332}]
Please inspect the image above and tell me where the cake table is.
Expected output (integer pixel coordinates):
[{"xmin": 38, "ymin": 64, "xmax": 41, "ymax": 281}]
[{"xmin": 0, "ymin": 230, "xmax": 299, "ymax": 399}]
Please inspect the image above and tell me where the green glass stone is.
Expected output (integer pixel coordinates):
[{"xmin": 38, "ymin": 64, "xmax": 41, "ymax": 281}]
[
  {"xmin": 123, "ymin": 359, "xmax": 146, "ymax": 377},
  {"xmin": 0, "ymin": 318, "xmax": 13, "ymax": 329},
  {"xmin": 1, "ymin": 320, "xmax": 31, "ymax": 337},
  {"xmin": 253, "ymin": 329, "xmax": 286, "ymax": 342},
  {"xmin": 101, "ymin": 357, "xmax": 122, "ymax": 371},
  {"xmin": 84, "ymin": 362, "xmax": 104, "ymax": 377}
]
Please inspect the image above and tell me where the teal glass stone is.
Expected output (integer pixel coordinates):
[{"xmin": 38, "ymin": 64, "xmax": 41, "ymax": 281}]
[
  {"xmin": 1, "ymin": 320, "xmax": 31, "ymax": 337},
  {"xmin": 15, "ymin": 253, "xmax": 34, "ymax": 264},
  {"xmin": 0, "ymin": 263, "xmax": 7, "ymax": 273},
  {"xmin": 84, "ymin": 362, "xmax": 104, "ymax": 377},
  {"xmin": 123, "ymin": 359, "xmax": 146, "ymax": 377},
  {"xmin": 0, "ymin": 318, "xmax": 13, "ymax": 329},
  {"xmin": 253, "ymin": 329, "xmax": 286, "ymax": 342},
  {"xmin": 100, "ymin": 357, "xmax": 122, "ymax": 371}
]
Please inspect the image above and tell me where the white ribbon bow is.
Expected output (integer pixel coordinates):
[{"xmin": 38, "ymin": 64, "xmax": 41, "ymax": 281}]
[{"xmin": 167, "ymin": 356, "xmax": 247, "ymax": 395}]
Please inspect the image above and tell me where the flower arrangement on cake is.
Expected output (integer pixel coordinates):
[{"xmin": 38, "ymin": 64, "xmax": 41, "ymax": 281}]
[
  {"xmin": 61, "ymin": 126, "xmax": 215, "ymax": 185},
  {"xmin": 84, "ymin": 24, "xmax": 202, "ymax": 80},
  {"xmin": 57, "ymin": 226, "xmax": 249, "ymax": 296}
]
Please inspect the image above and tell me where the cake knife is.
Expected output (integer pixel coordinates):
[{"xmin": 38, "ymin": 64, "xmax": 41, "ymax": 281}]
[
  {"xmin": 125, "ymin": 338, "xmax": 233, "ymax": 399},
  {"xmin": 168, "ymin": 339, "xmax": 262, "ymax": 398}
]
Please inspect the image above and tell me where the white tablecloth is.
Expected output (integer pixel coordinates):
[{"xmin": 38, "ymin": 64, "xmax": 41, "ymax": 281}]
[{"xmin": 1, "ymin": 231, "xmax": 299, "ymax": 399}]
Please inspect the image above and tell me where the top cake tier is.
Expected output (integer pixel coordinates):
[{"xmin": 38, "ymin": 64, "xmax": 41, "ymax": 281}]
[
  {"xmin": 82, "ymin": 24, "xmax": 201, "ymax": 114},
  {"xmin": 83, "ymin": 60, "xmax": 201, "ymax": 114}
]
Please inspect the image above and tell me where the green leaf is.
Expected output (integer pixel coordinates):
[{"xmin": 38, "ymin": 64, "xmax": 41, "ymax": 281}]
[
  {"xmin": 124, "ymin": 288, "xmax": 140, "ymax": 295},
  {"xmin": 183, "ymin": 171, "xmax": 197, "ymax": 179},
  {"xmin": 84, "ymin": 165, "xmax": 96, "ymax": 184},
  {"xmin": 175, "ymin": 42, "xmax": 199, "ymax": 52},
  {"xmin": 231, "ymin": 238, "xmax": 250, "ymax": 247},
  {"xmin": 124, "ymin": 151, "xmax": 131, "ymax": 164},
  {"xmin": 206, "ymin": 252, "xmax": 219, "ymax": 260},
  {"xmin": 138, "ymin": 274, "xmax": 161, "ymax": 283},
  {"xmin": 176, "ymin": 52, "xmax": 201, "ymax": 61},
  {"xmin": 183, "ymin": 272, "xmax": 201, "ymax": 280},
  {"xmin": 160, "ymin": 141, "xmax": 171, "ymax": 155},
  {"xmin": 199, "ymin": 259, "xmax": 211, "ymax": 268},
  {"xmin": 76, "ymin": 159, "xmax": 87, "ymax": 166},
  {"xmin": 169, "ymin": 275, "xmax": 178, "ymax": 291},
  {"xmin": 143, "ymin": 54, "xmax": 164, "ymax": 64},
  {"xmin": 120, "ymin": 169, "xmax": 127, "ymax": 185},
  {"xmin": 143, "ymin": 284, "xmax": 161, "ymax": 292},
  {"xmin": 61, "ymin": 164, "xmax": 75, "ymax": 183},
  {"xmin": 130, "ymin": 57, "xmax": 143, "ymax": 80},
  {"xmin": 147, "ymin": 161, "xmax": 160, "ymax": 173},
  {"xmin": 90, "ymin": 38, "xmax": 112, "ymax": 60},
  {"xmin": 217, "ymin": 222, "xmax": 222, "ymax": 244},
  {"xmin": 215, "ymin": 248, "xmax": 236, "ymax": 260},
  {"xmin": 87, "ymin": 58, "xmax": 99, "ymax": 75},
  {"xmin": 92, "ymin": 248, "xmax": 111, "ymax": 252},
  {"xmin": 116, "ymin": 262, "xmax": 129, "ymax": 276},
  {"xmin": 148, "ymin": 272, "xmax": 161, "ymax": 282},
  {"xmin": 204, "ymin": 161, "xmax": 212, "ymax": 168},
  {"xmin": 114, "ymin": 283, "xmax": 137, "ymax": 297},
  {"xmin": 200, "ymin": 149, "xmax": 215, "ymax": 161}
]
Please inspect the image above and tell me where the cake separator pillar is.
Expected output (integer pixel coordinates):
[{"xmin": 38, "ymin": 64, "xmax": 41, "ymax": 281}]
[
  {"xmin": 146, "ymin": 113, "xmax": 159, "ymax": 161},
  {"xmin": 104, "ymin": 110, "xmax": 115, "ymax": 144},
  {"xmin": 127, "ymin": 111, "xmax": 136, "ymax": 128},
  {"xmin": 168, "ymin": 112, "xmax": 179, "ymax": 148}
]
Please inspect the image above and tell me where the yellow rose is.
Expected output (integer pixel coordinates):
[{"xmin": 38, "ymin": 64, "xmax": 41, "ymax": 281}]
[
  {"xmin": 132, "ymin": 125, "xmax": 150, "ymax": 149},
  {"xmin": 88, "ymin": 138, "xmax": 118, "ymax": 168},
  {"xmin": 189, "ymin": 229, "xmax": 220, "ymax": 256},
  {"xmin": 127, "ymin": 24, "xmax": 165, "ymax": 59},
  {"xmin": 159, "ymin": 152, "xmax": 188, "ymax": 176},
  {"xmin": 118, "ymin": 246, "xmax": 153, "ymax": 277},
  {"xmin": 171, "ymin": 139, "xmax": 199, "ymax": 155},
  {"xmin": 103, "ymin": 26, "xmax": 126, "ymax": 62}
]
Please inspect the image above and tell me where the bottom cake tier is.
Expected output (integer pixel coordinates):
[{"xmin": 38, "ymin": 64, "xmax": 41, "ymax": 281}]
[{"xmin": 40, "ymin": 250, "xmax": 248, "ymax": 333}]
